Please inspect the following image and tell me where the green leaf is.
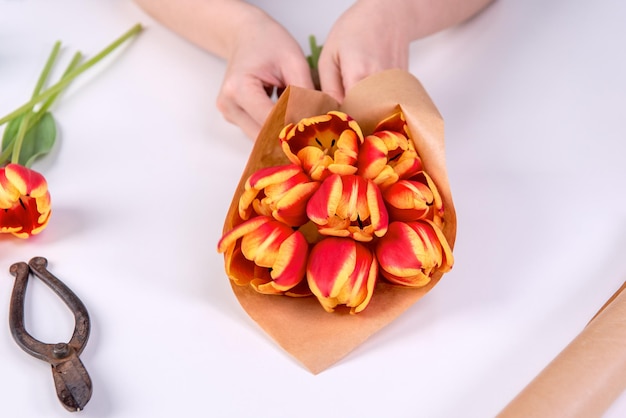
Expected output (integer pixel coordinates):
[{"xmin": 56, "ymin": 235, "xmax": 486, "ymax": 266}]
[{"xmin": 4, "ymin": 112, "xmax": 57, "ymax": 167}]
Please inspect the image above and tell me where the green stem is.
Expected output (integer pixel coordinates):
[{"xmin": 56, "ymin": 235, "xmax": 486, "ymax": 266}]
[
  {"xmin": 11, "ymin": 112, "xmax": 32, "ymax": 164},
  {"xmin": 32, "ymin": 51, "xmax": 83, "ymax": 125},
  {"xmin": 33, "ymin": 41, "xmax": 62, "ymax": 99},
  {"xmin": 308, "ymin": 35, "xmax": 322, "ymax": 69},
  {"xmin": 0, "ymin": 23, "xmax": 142, "ymax": 127},
  {"xmin": 0, "ymin": 51, "xmax": 82, "ymax": 166},
  {"xmin": 11, "ymin": 41, "xmax": 62, "ymax": 164}
]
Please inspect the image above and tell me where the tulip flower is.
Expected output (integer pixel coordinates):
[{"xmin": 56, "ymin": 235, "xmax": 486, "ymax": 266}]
[
  {"xmin": 357, "ymin": 129, "xmax": 422, "ymax": 189},
  {"xmin": 0, "ymin": 163, "xmax": 51, "ymax": 238},
  {"xmin": 382, "ymin": 171, "xmax": 444, "ymax": 225},
  {"xmin": 307, "ymin": 237, "xmax": 377, "ymax": 314},
  {"xmin": 0, "ymin": 25, "xmax": 143, "ymax": 239},
  {"xmin": 375, "ymin": 220, "xmax": 453, "ymax": 287},
  {"xmin": 306, "ymin": 173, "xmax": 388, "ymax": 242},
  {"xmin": 238, "ymin": 164, "xmax": 320, "ymax": 227},
  {"xmin": 279, "ymin": 111, "xmax": 364, "ymax": 181},
  {"xmin": 217, "ymin": 216, "xmax": 309, "ymax": 295}
]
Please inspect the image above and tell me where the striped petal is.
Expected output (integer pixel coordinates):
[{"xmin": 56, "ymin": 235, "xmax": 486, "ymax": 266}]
[
  {"xmin": 307, "ymin": 237, "xmax": 377, "ymax": 314},
  {"xmin": 373, "ymin": 110, "xmax": 410, "ymax": 138},
  {"xmin": 306, "ymin": 174, "xmax": 388, "ymax": 242},
  {"xmin": 357, "ymin": 130, "xmax": 422, "ymax": 189},
  {"xmin": 217, "ymin": 216, "xmax": 308, "ymax": 294},
  {"xmin": 0, "ymin": 164, "xmax": 51, "ymax": 238},
  {"xmin": 279, "ymin": 111, "xmax": 363, "ymax": 181},
  {"xmin": 383, "ymin": 179, "xmax": 434, "ymax": 222},
  {"xmin": 239, "ymin": 164, "xmax": 319, "ymax": 226},
  {"xmin": 375, "ymin": 220, "xmax": 453, "ymax": 287}
]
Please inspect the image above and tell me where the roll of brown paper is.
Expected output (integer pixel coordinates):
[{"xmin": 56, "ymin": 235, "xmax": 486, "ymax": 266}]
[{"xmin": 499, "ymin": 282, "xmax": 626, "ymax": 417}]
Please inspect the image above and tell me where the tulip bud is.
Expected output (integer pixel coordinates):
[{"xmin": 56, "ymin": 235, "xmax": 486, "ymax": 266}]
[
  {"xmin": 0, "ymin": 163, "xmax": 51, "ymax": 238},
  {"xmin": 306, "ymin": 174, "xmax": 388, "ymax": 242},
  {"xmin": 375, "ymin": 220, "xmax": 453, "ymax": 287},
  {"xmin": 382, "ymin": 171, "xmax": 443, "ymax": 225},
  {"xmin": 218, "ymin": 216, "xmax": 309, "ymax": 294},
  {"xmin": 307, "ymin": 237, "xmax": 377, "ymax": 314},
  {"xmin": 279, "ymin": 111, "xmax": 364, "ymax": 181},
  {"xmin": 357, "ymin": 130, "xmax": 422, "ymax": 189},
  {"xmin": 238, "ymin": 164, "xmax": 319, "ymax": 227}
]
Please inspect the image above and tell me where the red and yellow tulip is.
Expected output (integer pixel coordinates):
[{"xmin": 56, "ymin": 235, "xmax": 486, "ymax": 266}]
[
  {"xmin": 307, "ymin": 237, "xmax": 377, "ymax": 314},
  {"xmin": 238, "ymin": 164, "xmax": 319, "ymax": 227},
  {"xmin": 306, "ymin": 173, "xmax": 388, "ymax": 242},
  {"xmin": 375, "ymin": 220, "xmax": 453, "ymax": 287},
  {"xmin": 217, "ymin": 216, "xmax": 309, "ymax": 295},
  {"xmin": 0, "ymin": 163, "xmax": 51, "ymax": 238},
  {"xmin": 279, "ymin": 111, "xmax": 364, "ymax": 181},
  {"xmin": 382, "ymin": 171, "xmax": 444, "ymax": 226},
  {"xmin": 357, "ymin": 130, "xmax": 422, "ymax": 189}
]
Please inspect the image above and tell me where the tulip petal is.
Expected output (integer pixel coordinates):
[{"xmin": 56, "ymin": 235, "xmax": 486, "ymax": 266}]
[
  {"xmin": 224, "ymin": 245, "xmax": 256, "ymax": 286},
  {"xmin": 307, "ymin": 238, "xmax": 377, "ymax": 313},
  {"xmin": 373, "ymin": 110, "xmax": 410, "ymax": 138},
  {"xmin": 270, "ymin": 231, "xmax": 309, "ymax": 289},
  {"xmin": 5, "ymin": 163, "xmax": 48, "ymax": 197},
  {"xmin": 218, "ymin": 215, "xmax": 308, "ymax": 294},
  {"xmin": 306, "ymin": 174, "xmax": 342, "ymax": 225},
  {"xmin": 356, "ymin": 128, "xmax": 422, "ymax": 189},
  {"xmin": 307, "ymin": 174, "xmax": 388, "ymax": 242},
  {"xmin": 280, "ymin": 111, "xmax": 363, "ymax": 181},
  {"xmin": 217, "ymin": 216, "xmax": 272, "ymax": 254},
  {"xmin": 239, "ymin": 164, "xmax": 317, "ymax": 226},
  {"xmin": 0, "ymin": 164, "xmax": 52, "ymax": 238},
  {"xmin": 383, "ymin": 179, "xmax": 433, "ymax": 222},
  {"xmin": 376, "ymin": 220, "xmax": 453, "ymax": 287},
  {"xmin": 240, "ymin": 221, "xmax": 292, "ymax": 267}
]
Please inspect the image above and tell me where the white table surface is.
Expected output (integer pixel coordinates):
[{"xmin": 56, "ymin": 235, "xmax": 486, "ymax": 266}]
[{"xmin": 1, "ymin": 0, "xmax": 626, "ymax": 417}]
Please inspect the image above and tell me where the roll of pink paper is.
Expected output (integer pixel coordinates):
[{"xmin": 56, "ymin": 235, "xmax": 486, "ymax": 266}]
[{"xmin": 499, "ymin": 282, "xmax": 626, "ymax": 417}]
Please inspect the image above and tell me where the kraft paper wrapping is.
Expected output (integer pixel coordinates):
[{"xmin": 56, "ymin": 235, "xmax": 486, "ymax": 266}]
[
  {"xmin": 222, "ymin": 69, "xmax": 457, "ymax": 374},
  {"xmin": 499, "ymin": 282, "xmax": 626, "ymax": 417}
]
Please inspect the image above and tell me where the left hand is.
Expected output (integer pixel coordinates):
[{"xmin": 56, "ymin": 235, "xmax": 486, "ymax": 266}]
[{"xmin": 317, "ymin": 0, "xmax": 412, "ymax": 102}]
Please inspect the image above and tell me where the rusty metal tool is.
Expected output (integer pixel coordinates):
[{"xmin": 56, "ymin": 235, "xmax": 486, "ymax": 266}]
[{"xmin": 9, "ymin": 257, "xmax": 92, "ymax": 412}]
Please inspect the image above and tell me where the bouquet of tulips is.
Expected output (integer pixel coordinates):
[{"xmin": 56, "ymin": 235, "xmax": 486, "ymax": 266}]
[{"xmin": 218, "ymin": 69, "xmax": 456, "ymax": 373}]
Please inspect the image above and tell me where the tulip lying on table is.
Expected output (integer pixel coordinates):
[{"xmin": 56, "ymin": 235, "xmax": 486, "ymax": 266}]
[
  {"xmin": 218, "ymin": 69, "xmax": 457, "ymax": 373},
  {"xmin": 0, "ymin": 24, "xmax": 142, "ymax": 238}
]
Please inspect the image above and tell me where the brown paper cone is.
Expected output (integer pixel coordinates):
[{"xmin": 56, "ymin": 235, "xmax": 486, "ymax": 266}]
[
  {"xmin": 498, "ymin": 282, "xmax": 626, "ymax": 417},
  {"xmin": 222, "ymin": 69, "xmax": 456, "ymax": 374}
]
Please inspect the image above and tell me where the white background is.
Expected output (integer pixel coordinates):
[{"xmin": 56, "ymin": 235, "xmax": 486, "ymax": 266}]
[{"xmin": 1, "ymin": 0, "xmax": 626, "ymax": 417}]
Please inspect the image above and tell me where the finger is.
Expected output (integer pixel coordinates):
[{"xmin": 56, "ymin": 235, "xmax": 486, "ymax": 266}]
[
  {"xmin": 239, "ymin": 89, "xmax": 274, "ymax": 127},
  {"xmin": 283, "ymin": 58, "xmax": 316, "ymax": 90},
  {"xmin": 216, "ymin": 91, "xmax": 265, "ymax": 140},
  {"xmin": 218, "ymin": 78, "xmax": 274, "ymax": 126},
  {"xmin": 237, "ymin": 112, "xmax": 263, "ymax": 140},
  {"xmin": 339, "ymin": 65, "xmax": 376, "ymax": 93},
  {"xmin": 221, "ymin": 101, "xmax": 263, "ymax": 140},
  {"xmin": 317, "ymin": 53, "xmax": 345, "ymax": 103}
]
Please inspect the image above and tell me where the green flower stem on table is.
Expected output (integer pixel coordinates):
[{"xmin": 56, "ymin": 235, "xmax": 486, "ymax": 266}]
[
  {"xmin": 0, "ymin": 23, "xmax": 143, "ymax": 167},
  {"xmin": 0, "ymin": 23, "xmax": 142, "ymax": 126}
]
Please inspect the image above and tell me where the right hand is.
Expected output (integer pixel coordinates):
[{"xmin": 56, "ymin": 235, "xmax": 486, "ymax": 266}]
[{"xmin": 216, "ymin": 9, "xmax": 315, "ymax": 139}]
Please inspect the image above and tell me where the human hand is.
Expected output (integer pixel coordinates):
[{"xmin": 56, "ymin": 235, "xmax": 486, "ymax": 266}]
[
  {"xmin": 317, "ymin": 0, "xmax": 413, "ymax": 103},
  {"xmin": 216, "ymin": 9, "xmax": 314, "ymax": 139}
]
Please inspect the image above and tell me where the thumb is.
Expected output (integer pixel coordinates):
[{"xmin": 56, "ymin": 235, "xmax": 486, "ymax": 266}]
[{"xmin": 318, "ymin": 54, "xmax": 344, "ymax": 103}]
